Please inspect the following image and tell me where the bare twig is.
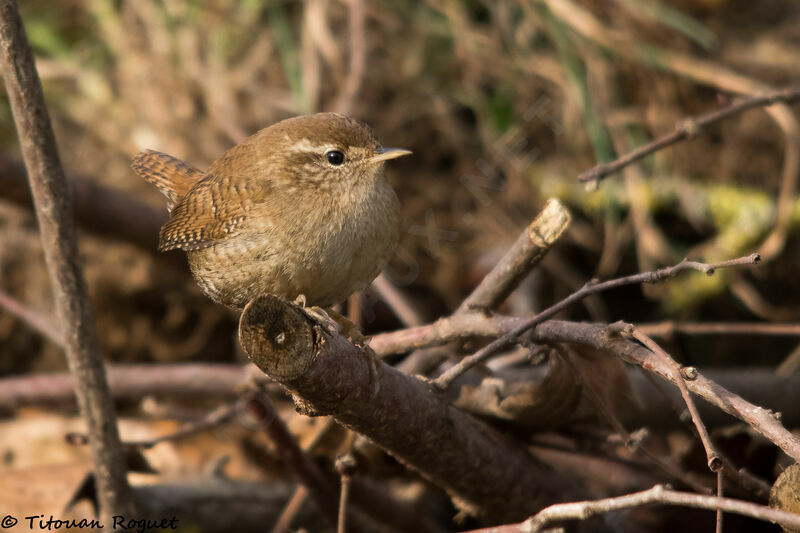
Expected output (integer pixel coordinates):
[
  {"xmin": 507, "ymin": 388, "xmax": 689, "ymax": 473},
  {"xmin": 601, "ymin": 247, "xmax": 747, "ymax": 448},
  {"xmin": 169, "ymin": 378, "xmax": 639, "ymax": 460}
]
[
  {"xmin": 559, "ymin": 347, "xmax": 712, "ymax": 494},
  {"xmin": 532, "ymin": 321, "xmax": 800, "ymax": 461},
  {"xmin": 338, "ymin": 474, "xmax": 352, "ymax": 533},
  {"xmin": 716, "ymin": 470, "xmax": 724, "ymax": 533},
  {"xmin": 372, "ymin": 273, "xmax": 425, "ymax": 327},
  {"xmin": 244, "ymin": 392, "xmax": 343, "ymax": 530},
  {"xmin": 270, "ymin": 485, "xmax": 309, "ymax": 533},
  {"xmin": 719, "ymin": 457, "xmax": 771, "ymax": 501},
  {"xmin": 0, "ymin": 0, "xmax": 133, "ymax": 518},
  {"xmin": 336, "ymin": 454, "xmax": 357, "ymax": 533},
  {"xmin": 463, "ymin": 484, "xmax": 800, "ymax": 533},
  {"xmin": 431, "ymin": 254, "xmax": 760, "ymax": 390},
  {"xmin": 334, "ymin": 0, "xmax": 366, "ymax": 115},
  {"xmin": 0, "ymin": 363, "xmax": 260, "ymax": 407},
  {"xmin": 578, "ymin": 86, "xmax": 800, "ymax": 183},
  {"xmin": 637, "ymin": 367, "xmax": 772, "ymax": 498},
  {"xmin": 0, "ymin": 288, "xmax": 63, "ymax": 347},
  {"xmin": 777, "ymin": 342, "xmax": 800, "ymax": 377},
  {"xmin": 270, "ymin": 417, "xmax": 338, "ymax": 533},
  {"xmin": 457, "ymin": 198, "xmax": 571, "ymax": 313},
  {"xmin": 629, "ymin": 327, "xmax": 721, "ymax": 472},
  {"xmin": 125, "ymin": 401, "xmax": 238, "ymax": 448},
  {"xmin": 639, "ymin": 321, "xmax": 800, "ymax": 338}
]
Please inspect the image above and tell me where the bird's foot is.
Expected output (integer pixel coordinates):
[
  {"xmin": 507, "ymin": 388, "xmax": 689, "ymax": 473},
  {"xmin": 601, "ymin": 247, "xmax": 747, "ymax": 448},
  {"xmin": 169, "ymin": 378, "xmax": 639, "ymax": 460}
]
[
  {"xmin": 293, "ymin": 295, "xmax": 339, "ymax": 333},
  {"xmin": 293, "ymin": 300, "xmax": 382, "ymax": 397}
]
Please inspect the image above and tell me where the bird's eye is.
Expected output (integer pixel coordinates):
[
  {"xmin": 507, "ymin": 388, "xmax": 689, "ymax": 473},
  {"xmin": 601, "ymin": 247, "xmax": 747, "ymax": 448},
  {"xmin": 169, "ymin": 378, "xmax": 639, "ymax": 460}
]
[{"xmin": 325, "ymin": 150, "xmax": 345, "ymax": 166}]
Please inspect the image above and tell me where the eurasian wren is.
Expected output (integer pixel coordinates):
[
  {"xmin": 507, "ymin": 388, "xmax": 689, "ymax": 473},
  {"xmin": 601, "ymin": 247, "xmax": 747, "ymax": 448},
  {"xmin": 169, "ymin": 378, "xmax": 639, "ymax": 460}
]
[{"xmin": 132, "ymin": 113, "xmax": 410, "ymax": 309}]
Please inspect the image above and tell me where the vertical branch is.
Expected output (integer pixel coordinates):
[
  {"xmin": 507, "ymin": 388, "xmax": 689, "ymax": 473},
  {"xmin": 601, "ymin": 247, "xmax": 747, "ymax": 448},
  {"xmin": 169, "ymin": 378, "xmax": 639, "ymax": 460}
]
[
  {"xmin": 630, "ymin": 328, "xmax": 721, "ymax": 472},
  {"xmin": 0, "ymin": 0, "xmax": 133, "ymax": 519},
  {"xmin": 716, "ymin": 470, "xmax": 724, "ymax": 533},
  {"xmin": 335, "ymin": 454, "xmax": 356, "ymax": 533}
]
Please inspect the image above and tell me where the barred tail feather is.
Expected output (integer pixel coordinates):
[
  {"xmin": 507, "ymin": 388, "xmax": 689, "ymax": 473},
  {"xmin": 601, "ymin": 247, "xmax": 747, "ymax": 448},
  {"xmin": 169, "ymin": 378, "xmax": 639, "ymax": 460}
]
[{"xmin": 131, "ymin": 149, "xmax": 204, "ymax": 212}]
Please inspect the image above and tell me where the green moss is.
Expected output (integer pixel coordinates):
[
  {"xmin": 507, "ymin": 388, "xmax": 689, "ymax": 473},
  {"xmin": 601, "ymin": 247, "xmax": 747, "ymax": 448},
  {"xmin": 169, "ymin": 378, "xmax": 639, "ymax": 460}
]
[{"xmin": 530, "ymin": 170, "xmax": 794, "ymax": 310}]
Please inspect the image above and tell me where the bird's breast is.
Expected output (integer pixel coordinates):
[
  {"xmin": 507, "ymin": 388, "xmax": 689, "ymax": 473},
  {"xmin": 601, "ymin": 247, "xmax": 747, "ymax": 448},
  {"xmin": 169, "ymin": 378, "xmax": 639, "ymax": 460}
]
[{"xmin": 187, "ymin": 178, "xmax": 399, "ymax": 308}]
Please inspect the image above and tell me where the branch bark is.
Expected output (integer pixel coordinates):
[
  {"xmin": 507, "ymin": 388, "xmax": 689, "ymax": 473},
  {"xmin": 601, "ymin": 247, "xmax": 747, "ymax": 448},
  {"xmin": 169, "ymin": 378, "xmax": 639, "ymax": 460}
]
[
  {"xmin": 531, "ymin": 320, "xmax": 800, "ymax": 462},
  {"xmin": 456, "ymin": 198, "xmax": 571, "ymax": 313},
  {"xmin": 0, "ymin": 0, "xmax": 133, "ymax": 517},
  {"xmin": 464, "ymin": 484, "xmax": 800, "ymax": 533},
  {"xmin": 238, "ymin": 295, "xmax": 577, "ymax": 523},
  {"xmin": 578, "ymin": 86, "xmax": 800, "ymax": 183},
  {"xmin": 370, "ymin": 312, "xmax": 800, "ymax": 459},
  {"xmin": 0, "ymin": 363, "xmax": 259, "ymax": 408}
]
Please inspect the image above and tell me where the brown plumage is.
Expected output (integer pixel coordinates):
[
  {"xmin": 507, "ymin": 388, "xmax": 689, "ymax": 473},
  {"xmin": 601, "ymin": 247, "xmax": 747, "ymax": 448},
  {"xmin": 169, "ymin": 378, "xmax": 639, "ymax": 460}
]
[
  {"xmin": 131, "ymin": 113, "xmax": 410, "ymax": 309},
  {"xmin": 131, "ymin": 149, "xmax": 204, "ymax": 212}
]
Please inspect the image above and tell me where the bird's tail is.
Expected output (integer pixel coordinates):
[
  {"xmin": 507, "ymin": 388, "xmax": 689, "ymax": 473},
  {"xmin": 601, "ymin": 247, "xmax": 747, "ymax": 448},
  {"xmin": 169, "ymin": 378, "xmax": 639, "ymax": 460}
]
[{"xmin": 131, "ymin": 149, "xmax": 204, "ymax": 212}]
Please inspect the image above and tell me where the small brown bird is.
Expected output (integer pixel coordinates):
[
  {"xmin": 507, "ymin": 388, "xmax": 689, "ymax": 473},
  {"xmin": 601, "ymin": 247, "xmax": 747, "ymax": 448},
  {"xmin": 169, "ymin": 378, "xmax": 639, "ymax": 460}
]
[{"xmin": 132, "ymin": 112, "xmax": 410, "ymax": 309}]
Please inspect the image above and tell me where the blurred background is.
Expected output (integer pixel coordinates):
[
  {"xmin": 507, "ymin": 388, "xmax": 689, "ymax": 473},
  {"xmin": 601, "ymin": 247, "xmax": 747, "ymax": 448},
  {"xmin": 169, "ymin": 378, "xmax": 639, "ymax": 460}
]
[
  {"xmin": 3, "ymin": 0, "xmax": 799, "ymax": 369},
  {"xmin": 2, "ymin": 0, "xmax": 800, "ymax": 529}
]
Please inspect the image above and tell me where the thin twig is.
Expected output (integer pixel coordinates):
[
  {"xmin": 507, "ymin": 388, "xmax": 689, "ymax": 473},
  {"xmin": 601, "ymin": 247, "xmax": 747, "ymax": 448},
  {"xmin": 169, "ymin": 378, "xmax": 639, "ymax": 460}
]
[
  {"xmin": 0, "ymin": 363, "xmax": 261, "ymax": 407},
  {"xmin": 463, "ymin": 484, "xmax": 800, "ymax": 532},
  {"xmin": 639, "ymin": 321, "xmax": 800, "ymax": 338},
  {"xmin": 270, "ymin": 485, "xmax": 309, "ymax": 533},
  {"xmin": 431, "ymin": 253, "xmax": 760, "ymax": 390},
  {"xmin": 718, "ymin": 457, "xmax": 771, "ymax": 501},
  {"xmin": 629, "ymin": 327, "xmax": 721, "ymax": 472},
  {"xmin": 0, "ymin": 288, "xmax": 63, "ymax": 347},
  {"xmin": 777, "ymin": 342, "xmax": 800, "ymax": 377},
  {"xmin": 639, "ymin": 367, "xmax": 771, "ymax": 498},
  {"xmin": 336, "ymin": 454, "xmax": 357, "ymax": 533},
  {"xmin": 334, "ymin": 0, "xmax": 366, "ymax": 115},
  {"xmin": 372, "ymin": 273, "xmax": 425, "ymax": 327},
  {"xmin": 124, "ymin": 401, "xmax": 238, "ymax": 448},
  {"xmin": 716, "ymin": 470, "xmax": 724, "ymax": 533},
  {"xmin": 578, "ymin": 86, "xmax": 800, "ymax": 183},
  {"xmin": 457, "ymin": 198, "xmax": 571, "ymax": 313},
  {"xmin": 531, "ymin": 320, "xmax": 800, "ymax": 461},
  {"xmin": 338, "ymin": 475, "xmax": 352, "ymax": 533},
  {"xmin": 0, "ymin": 0, "xmax": 133, "ymax": 518},
  {"xmin": 244, "ymin": 392, "xmax": 344, "ymax": 530},
  {"xmin": 270, "ymin": 417, "xmax": 337, "ymax": 533},
  {"xmin": 559, "ymin": 347, "xmax": 712, "ymax": 494}
]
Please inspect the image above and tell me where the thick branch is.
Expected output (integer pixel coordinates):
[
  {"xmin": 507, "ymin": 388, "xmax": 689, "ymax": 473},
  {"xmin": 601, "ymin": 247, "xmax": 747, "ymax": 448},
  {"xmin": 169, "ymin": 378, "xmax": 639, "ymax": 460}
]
[
  {"xmin": 134, "ymin": 480, "xmax": 300, "ymax": 531},
  {"xmin": 238, "ymin": 295, "xmax": 576, "ymax": 523},
  {"xmin": 0, "ymin": 0, "xmax": 132, "ymax": 518}
]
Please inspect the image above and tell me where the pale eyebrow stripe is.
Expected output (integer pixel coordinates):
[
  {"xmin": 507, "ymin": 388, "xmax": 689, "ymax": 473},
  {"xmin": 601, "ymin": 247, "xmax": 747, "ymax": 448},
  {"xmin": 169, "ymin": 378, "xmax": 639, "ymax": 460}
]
[{"xmin": 288, "ymin": 138, "xmax": 337, "ymax": 153}]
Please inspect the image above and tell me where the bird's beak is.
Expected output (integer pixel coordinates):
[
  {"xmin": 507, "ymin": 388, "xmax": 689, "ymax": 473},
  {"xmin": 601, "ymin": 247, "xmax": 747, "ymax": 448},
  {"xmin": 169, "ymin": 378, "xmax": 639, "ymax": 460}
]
[{"xmin": 369, "ymin": 147, "xmax": 412, "ymax": 164}]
